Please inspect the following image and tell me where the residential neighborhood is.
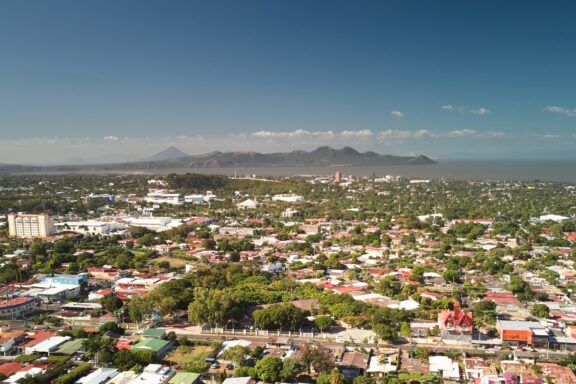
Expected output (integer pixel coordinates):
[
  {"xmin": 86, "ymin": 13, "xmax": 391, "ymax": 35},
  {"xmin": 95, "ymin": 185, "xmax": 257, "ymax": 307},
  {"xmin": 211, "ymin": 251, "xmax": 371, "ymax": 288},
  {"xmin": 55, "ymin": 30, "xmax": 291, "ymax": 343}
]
[{"xmin": 0, "ymin": 173, "xmax": 576, "ymax": 384}]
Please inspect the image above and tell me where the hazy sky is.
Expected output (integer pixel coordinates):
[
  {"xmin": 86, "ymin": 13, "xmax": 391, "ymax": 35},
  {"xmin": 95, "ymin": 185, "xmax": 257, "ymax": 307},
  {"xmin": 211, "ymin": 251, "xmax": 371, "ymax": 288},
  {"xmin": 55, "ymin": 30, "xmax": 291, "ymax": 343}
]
[{"xmin": 1, "ymin": 1, "xmax": 575, "ymax": 163}]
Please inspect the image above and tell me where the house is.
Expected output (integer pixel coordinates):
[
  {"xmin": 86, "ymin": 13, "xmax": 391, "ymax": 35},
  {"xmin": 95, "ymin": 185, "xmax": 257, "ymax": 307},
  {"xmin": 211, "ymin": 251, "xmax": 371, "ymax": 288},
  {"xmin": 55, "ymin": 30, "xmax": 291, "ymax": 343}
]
[
  {"xmin": 438, "ymin": 301, "xmax": 473, "ymax": 343},
  {"xmin": 221, "ymin": 378, "xmax": 255, "ymax": 384},
  {"xmin": 0, "ymin": 329, "xmax": 25, "ymax": 355},
  {"xmin": 54, "ymin": 338, "xmax": 86, "ymax": 355},
  {"xmin": 429, "ymin": 356, "xmax": 460, "ymax": 381},
  {"xmin": 464, "ymin": 357, "xmax": 497, "ymax": 383},
  {"xmin": 131, "ymin": 339, "xmax": 172, "ymax": 358},
  {"xmin": 130, "ymin": 364, "xmax": 174, "ymax": 384},
  {"xmin": 339, "ymin": 351, "xmax": 370, "ymax": 378},
  {"xmin": 366, "ymin": 349, "xmax": 399, "ymax": 377},
  {"xmin": 537, "ymin": 363, "xmax": 576, "ymax": 384},
  {"xmin": 25, "ymin": 336, "xmax": 71, "ymax": 355},
  {"xmin": 266, "ymin": 337, "xmax": 293, "ymax": 350},
  {"xmin": 17, "ymin": 331, "xmax": 57, "ymax": 354},
  {"xmin": 168, "ymin": 372, "xmax": 201, "ymax": 384},
  {"xmin": 76, "ymin": 368, "xmax": 119, "ymax": 384},
  {"xmin": 142, "ymin": 328, "xmax": 167, "ymax": 340}
]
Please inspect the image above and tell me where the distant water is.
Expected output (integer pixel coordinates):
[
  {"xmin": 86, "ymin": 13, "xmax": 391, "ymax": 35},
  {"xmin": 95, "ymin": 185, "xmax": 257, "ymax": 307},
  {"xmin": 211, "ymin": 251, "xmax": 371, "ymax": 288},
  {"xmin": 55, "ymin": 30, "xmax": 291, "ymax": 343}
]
[{"xmin": 100, "ymin": 160, "xmax": 576, "ymax": 183}]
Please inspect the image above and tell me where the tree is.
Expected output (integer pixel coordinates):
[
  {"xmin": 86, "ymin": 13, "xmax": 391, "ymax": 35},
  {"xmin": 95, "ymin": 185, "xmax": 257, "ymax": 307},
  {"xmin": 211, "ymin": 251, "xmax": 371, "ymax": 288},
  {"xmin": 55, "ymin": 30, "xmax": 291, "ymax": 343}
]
[
  {"xmin": 376, "ymin": 276, "xmax": 402, "ymax": 297},
  {"xmin": 222, "ymin": 345, "xmax": 249, "ymax": 367},
  {"xmin": 354, "ymin": 376, "xmax": 376, "ymax": 384},
  {"xmin": 531, "ymin": 303, "xmax": 550, "ymax": 318},
  {"xmin": 99, "ymin": 321, "xmax": 125, "ymax": 335},
  {"xmin": 127, "ymin": 296, "xmax": 152, "ymax": 326},
  {"xmin": 156, "ymin": 296, "xmax": 178, "ymax": 317},
  {"xmin": 188, "ymin": 288, "xmax": 238, "ymax": 327},
  {"xmin": 373, "ymin": 323, "xmax": 397, "ymax": 341},
  {"xmin": 100, "ymin": 294, "xmax": 123, "ymax": 313},
  {"xmin": 82, "ymin": 337, "xmax": 116, "ymax": 367},
  {"xmin": 329, "ymin": 368, "xmax": 345, "ymax": 384},
  {"xmin": 235, "ymin": 367, "xmax": 257, "ymax": 378},
  {"xmin": 255, "ymin": 356, "xmax": 283, "ymax": 383},
  {"xmin": 400, "ymin": 322, "xmax": 411, "ymax": 337},
  {"xmin": 298, "ymin": 343, "xmax": 333, "ymax": 374},
  {"xmin": 281, "ymin": 358, "xmax": 301, "ymax": 383},
  {"xmin": 473, "ymin": 300, "xmax": 497, "ymax": 326},
  {"xmin": 113, "ymin": 350, "xmax": 139, "ymax": 371},
  {"xmin": 253, "ymin": 303, "xmax": 306, "ymax": 331},
  {"xmin": 314, "ymin": 316, "xmax": 334, "ymax": 332},
  {"xmin": 316, "ymin": 373, "xmax": 331, "ymax": 384}
]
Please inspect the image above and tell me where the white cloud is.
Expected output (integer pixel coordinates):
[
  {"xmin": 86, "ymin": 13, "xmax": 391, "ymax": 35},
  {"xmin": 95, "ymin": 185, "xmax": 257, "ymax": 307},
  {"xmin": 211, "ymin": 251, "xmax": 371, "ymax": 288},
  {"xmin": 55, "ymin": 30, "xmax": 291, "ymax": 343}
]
[
  {"xmin": 544, "ymin": 106, "xmax": 576, "ymax": 117},
  {"xmin": 447, "ymin": 129, "xmax": 477, "ymax": 137},
  {"xmin": 441, "ymin": 105, "xmax": 490, "ymax": 115},
  {"xmin": 339, "ymin": 129, "xmax": 373, "ymax": 137},
  {"xmin": 470, "ymin": 108, "xmax": 490, "ymax": 115},
  {"xmin": 377, "ymin": 129, "xmax": 430, "ymax": 141},
  {"xmin": 104, "ymin": 136, "xmax": 119, "ymax": 141},
  {"xmin": 390, "ymin": 110, "xmax": 405, "ymax": 119},
  {"xmin": 252, "ymin": 129, "xmax": 334, "ymax": 138}
]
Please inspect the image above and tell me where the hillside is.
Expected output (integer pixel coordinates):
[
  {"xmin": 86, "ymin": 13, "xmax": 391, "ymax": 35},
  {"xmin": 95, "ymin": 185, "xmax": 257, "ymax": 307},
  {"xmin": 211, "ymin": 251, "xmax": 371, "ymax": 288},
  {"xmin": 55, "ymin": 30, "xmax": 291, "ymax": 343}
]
[{"xmin": 0, "ymin": 147, "xmax": 435, "ymax": 173}]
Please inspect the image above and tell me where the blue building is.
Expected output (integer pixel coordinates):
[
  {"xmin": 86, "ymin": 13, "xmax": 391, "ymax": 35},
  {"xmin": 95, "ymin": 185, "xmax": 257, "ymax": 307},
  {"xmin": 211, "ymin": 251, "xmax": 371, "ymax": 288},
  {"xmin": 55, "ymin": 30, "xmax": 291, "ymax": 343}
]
[{"xmin": 40, "ymin": 273, "xmax": 87, "ymax": 286}]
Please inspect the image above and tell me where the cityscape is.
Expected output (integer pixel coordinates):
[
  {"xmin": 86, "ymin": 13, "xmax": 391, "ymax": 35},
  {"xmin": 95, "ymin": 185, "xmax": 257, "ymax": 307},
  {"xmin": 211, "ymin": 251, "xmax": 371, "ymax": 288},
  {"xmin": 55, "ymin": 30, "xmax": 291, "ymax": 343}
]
[{"xmin": 1, "ymin": 1, "xmax": 576, "ymax": 384}]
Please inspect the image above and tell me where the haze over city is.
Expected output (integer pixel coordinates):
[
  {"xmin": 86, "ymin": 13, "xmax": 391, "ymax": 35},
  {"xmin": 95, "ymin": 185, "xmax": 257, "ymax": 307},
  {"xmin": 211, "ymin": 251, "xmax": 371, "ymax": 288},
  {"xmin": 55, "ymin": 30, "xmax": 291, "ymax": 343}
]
[{"xmin": 1, "ymin": 1, "xmax": 575, "ymax": 163}]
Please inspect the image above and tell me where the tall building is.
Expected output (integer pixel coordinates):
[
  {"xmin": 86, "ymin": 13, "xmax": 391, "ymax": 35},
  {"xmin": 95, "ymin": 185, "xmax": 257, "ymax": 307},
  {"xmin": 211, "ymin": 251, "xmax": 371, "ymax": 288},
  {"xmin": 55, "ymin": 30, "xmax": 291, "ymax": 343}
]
[
  {"xmin": 334, "ymin": 171, "xmax": 342, "ymax": 183},
  {"xmin": 7, "ymin": 213, "xmax": 55, "ymax": 238}
]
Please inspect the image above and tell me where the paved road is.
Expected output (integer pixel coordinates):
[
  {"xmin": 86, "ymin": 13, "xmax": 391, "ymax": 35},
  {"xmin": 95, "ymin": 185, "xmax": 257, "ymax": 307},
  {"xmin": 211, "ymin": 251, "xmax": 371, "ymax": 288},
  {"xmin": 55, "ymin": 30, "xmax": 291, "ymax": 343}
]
[{"xmin": 167, "ymin": 328, "xmax": 570, "ymax": 361}]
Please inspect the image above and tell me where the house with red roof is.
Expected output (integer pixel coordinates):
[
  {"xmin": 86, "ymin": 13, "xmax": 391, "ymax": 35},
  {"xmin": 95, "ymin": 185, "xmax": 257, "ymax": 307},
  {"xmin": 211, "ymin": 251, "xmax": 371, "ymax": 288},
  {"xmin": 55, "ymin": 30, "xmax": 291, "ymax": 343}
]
[{"xmin": 438, "ymin": 301, "xmax": 473, "ymax": 344}]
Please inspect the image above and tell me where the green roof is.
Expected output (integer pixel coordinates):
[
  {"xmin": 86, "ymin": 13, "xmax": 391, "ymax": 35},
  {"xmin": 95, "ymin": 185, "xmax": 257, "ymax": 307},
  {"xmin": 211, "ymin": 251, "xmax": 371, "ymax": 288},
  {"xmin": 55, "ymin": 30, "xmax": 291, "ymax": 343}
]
[
  {"xmin": 168, "ymin": 372, "xmax": 201, "ymax": 384},
  {"xmin": 55, "ymin": 338, "xmax": 86, "ymax": 355},
  {"xmin": 132, "ymin": 339, "xmax": 170, "ymax": 353},
  {"xmin": 142, "ymin": 327, "xmax": 166, "ymax": 338}
]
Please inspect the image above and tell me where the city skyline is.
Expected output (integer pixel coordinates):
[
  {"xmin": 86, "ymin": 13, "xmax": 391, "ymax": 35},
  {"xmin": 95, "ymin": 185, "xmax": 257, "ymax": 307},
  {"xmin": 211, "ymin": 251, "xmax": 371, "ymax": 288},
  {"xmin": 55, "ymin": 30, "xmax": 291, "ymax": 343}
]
[{"xmin": 1, "ymin": 1, "xmax": 575, "ymax": 163}]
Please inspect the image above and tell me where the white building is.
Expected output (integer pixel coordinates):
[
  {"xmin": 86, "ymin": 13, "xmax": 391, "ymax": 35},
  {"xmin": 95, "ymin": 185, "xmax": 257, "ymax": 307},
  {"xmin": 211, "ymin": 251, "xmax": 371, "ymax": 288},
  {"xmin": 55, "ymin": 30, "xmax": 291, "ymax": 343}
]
[
  {"xmin": 429, "ymin": 356, "xmax": 460, "ymax": 380},
  {"xmin": 533, "ymin": 214, "xmax": 571, "ymax": 223},
  {"xmin": 25, "ymin": 336, "xmax": 70, "ymax": 355},
  {"xmin": 54, "ymin": 220, "xmax": 126, "ymax": 235},
  {"xmin": 184, "ymin": 194, "xmax": 205, "ymax": 204},
  {"xmin": 130, "ymin": 364, "xmax": 174, "ymax": 384},
  {"xmin": 281, "ymin": 208, "xmax": 302, "ymax": 218},
  {"xmin": 123, "ymin": 216, "xmax": 182, "ymax": 232},
  {"xmin": 7, "ymin": 213, "xmax": 55, "ymax": 238},
  {"xmin": 76, "ymin": 368, "xmax": 119, "ymax": 384},
  {"xmin": 272, "ymin": 194, "xmax": 304, "ymax": 203},
  {"xmin": 237, "ymin": 199, "xmax": 259, "ymax": 209},
  {"xmin": 144, "ymin": 191, "xmax": 183, "ymax": 205}
]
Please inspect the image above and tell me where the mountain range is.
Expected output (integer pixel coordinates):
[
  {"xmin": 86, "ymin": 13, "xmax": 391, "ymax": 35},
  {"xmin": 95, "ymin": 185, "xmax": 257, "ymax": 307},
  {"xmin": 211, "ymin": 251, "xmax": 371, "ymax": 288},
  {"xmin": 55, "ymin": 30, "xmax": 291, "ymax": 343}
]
[{"xmin": 0, "ymin": 146, "xmax": 435, "ymax": 173}]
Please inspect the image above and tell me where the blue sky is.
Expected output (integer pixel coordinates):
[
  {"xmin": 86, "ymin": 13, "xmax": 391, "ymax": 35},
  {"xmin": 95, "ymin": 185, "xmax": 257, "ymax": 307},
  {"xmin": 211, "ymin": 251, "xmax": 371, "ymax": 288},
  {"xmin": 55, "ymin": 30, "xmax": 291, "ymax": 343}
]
[{"xmin": 0, "ymin": 0, "xmax": 575, "ymax": 163}]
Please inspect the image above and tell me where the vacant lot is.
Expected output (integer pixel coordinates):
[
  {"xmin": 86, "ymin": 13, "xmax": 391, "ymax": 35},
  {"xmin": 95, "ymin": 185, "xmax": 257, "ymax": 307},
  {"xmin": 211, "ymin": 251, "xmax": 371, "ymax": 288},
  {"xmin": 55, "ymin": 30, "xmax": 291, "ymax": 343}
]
[
  {"xmin": 156, "ymin": 255, "xmax": 189, "ymax": 268},
  {"xmin": 165, "ymin": 345, "xmax": 216, "ymax": 366}
]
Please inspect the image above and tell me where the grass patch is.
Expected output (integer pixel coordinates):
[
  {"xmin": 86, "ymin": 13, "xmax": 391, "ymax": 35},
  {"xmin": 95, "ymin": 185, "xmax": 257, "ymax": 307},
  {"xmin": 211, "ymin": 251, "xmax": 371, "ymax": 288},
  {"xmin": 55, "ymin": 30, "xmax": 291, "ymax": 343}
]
[
  {"xmin": 157, "ymin": 256, "xmax": 189, "ymax": 268},
  {"xmin": 165, "ymin": 345, "xmax": 216, "ymax": 366}
]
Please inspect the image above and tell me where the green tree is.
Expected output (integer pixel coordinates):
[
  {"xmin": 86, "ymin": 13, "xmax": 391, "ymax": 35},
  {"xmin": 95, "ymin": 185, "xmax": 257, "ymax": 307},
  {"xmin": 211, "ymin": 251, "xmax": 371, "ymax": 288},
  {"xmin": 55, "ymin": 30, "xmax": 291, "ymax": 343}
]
[
  {"xmin": 354, "ymin": 376, "xmax": 376, "ymax": 384},
  {"xmin": 531, "ymin": 303, "xmax": 550, "ymax": 318},
  {"xmin": 222, "ymin": 345, "xmax": 249, "ymax": 367},
  {"xmin": 329, "ymin": 368, "xmax": 345, "ymax": 384},
  {"xmin": 188, "ymin": 288, "xmax": 238, "ymax": 327},
  {"xmin": 314, "ymin": 316, "xmax": 334, "ymax": 332},
  {"xmin": 255, "ymin": 356, "xmax": 283, "ymax": 383},
  {"xmin": 281, "ymin": 358, "xmax": 301, "ymax": 383}
]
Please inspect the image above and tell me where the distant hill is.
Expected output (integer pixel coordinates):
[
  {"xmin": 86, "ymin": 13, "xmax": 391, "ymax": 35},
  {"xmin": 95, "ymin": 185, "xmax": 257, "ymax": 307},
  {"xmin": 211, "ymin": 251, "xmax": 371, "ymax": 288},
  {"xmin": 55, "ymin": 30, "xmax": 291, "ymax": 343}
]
[
  {"xmin": 0, "ymin": 146, "xmax": 435, "ymax": 173},
  {"xmin": 144, "ymin": 146, "xmax": 189, "ymax": 161}
]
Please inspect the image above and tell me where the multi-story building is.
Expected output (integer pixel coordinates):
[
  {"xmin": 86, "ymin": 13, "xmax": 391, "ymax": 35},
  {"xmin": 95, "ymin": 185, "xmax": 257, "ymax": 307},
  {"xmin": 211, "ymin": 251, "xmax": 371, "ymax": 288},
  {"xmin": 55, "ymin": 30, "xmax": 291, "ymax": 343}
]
[
  {"xmin": 0, "ymin": 297, "xmax": 38, "ymax": 320},
  {"xmin": 7, "ymin": 213, "xmax": 55, "ymax": 238}
]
